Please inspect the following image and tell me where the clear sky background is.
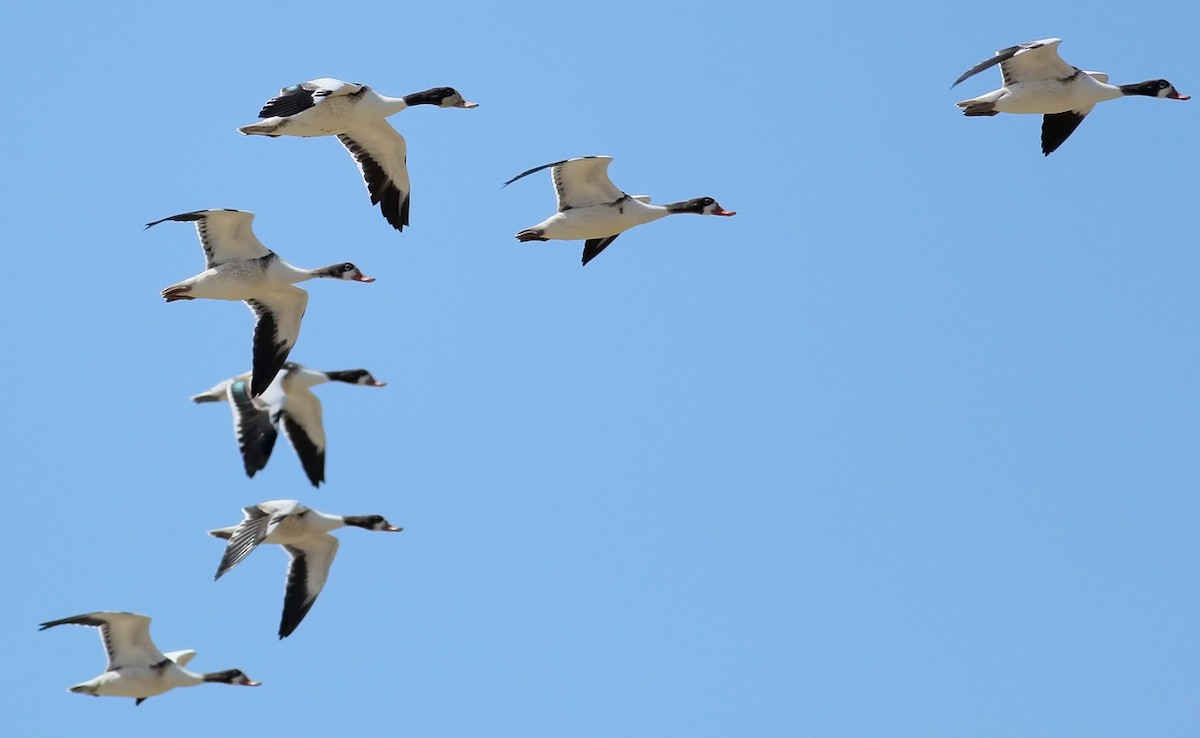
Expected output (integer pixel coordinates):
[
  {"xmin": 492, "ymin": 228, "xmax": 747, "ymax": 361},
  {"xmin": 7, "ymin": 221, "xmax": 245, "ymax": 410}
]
[{"xmin": 5, "ymin": 1, "xmax": 1198, "ymax": 735}]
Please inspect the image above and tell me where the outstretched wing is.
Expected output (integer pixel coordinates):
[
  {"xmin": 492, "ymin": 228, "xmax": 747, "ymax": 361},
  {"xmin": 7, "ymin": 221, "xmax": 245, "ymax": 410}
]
[
  {"xmin": 504, "ymin": 156, "xmax": 625, "ymax": 211},
  {"xmin": 337, "ymin": 118, "xmax": 411, "ymax": 231},
  {"xmin": 279, "ymin": 387, "xmax": 326, "ymax": 487},
  {"xmin": 952, "ymin": 38, "xmax": 1075, "ymax": 88},
  {"xmin": 228, "ymin": 378, "xmax": 279, "ymax": 477},
  {"xmin": 145, "ymin": 209, "xmax": 271, "ymax": 269},
  {"xmin": 245, "ymin": 287, "xmax": 308, "ymax": 397},
  {"xmin": 214, "ymin": 500, "xmax": 301, "ymax": 579},
  {"xmin": 581, "ymin": 234, "xmax": 621, "ymax": 266},
  {"xmin": 279, "ymin": 535, "xmax": 339, "ymax": 638},
  {"xmin": 39, "ymin": 612, "xmax": 166, "ymax": 671},
  {"xmin": 1041, "ymin": 106, "xmax": 1093, "ymax": 155}
]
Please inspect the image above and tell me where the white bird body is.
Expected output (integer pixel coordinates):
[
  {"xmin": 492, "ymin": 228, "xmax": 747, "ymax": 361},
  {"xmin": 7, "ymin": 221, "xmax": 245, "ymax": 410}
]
[
  {"xmin": 209, "ymin": 500, "xmax": 402, "ymax": 638},
  {"xmin": 39, "ymin": 612, "xmax": 259, "ymax": 704},
  {"xmin": 962, "ymin": 71, "xmax": 1119, "ymax": 114},
  {"xmin": 248, "ymin": 84, "xmax": 404, "ymax": 137},
  {"xmin": 160, "ymin": 257, "xmax": 325, "ymax": 301},
  {"xmin": 525, "ymin": 198, "xmax": 671, "ymax": 241},
  {"xmin": 66, "ymin": 659, "xmax": 206, "ymax": 700}
]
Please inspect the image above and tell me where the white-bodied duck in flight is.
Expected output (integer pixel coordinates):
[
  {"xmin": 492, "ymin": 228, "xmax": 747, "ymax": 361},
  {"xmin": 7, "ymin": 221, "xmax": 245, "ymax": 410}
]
[
  {"xmin": 192, "ymin": 363, "xmax": 386, "ymax": 487},
  {"xmin": 147, "ymin": 209, "xmax": 375, "ymax": 397},
  {"xmin": 209, "ymin": 500, "xmax": 402, "ymax": 638},
  {"xmin": 503, "ymin": 156, "xmax": 735, "ymax": 266},
  {"xmin": 952, "ymin": 38, "xmax": 1188, "ymax": 155},
  {"xmin": 39, "ymin": 611, "xmax": 260, "ymax": 705},
  {"xmin": 238, "ymin": 78, "xmax": 478, "ymax": 232}
]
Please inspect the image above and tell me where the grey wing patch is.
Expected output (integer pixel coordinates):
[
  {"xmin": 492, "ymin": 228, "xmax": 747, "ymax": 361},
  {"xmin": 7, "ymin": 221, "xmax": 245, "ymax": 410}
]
[
  {"xmin": 214, "ymin": 505, "xmax": 277, "ymax": 579},
  {"xmin": 952, "ymin": 43, "xmax": 1026, "ymax": 88},
  {"xmin": 228, "ymin": 379, "xmax": 278, "ymax": 478},
  {"xmin": 1040, "ymin": 109, "xmax": 1090, "ymax": 156},
  {"xmin": 258, "ymin": 84, "xmax": 319, "ymax": 119},
  {"xmin": 581, "ymin": 234, "xmax": 621, "ymax": 266}
]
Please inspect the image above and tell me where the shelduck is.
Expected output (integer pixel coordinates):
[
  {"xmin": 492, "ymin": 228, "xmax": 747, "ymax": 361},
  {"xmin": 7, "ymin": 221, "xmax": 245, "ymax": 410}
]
[
  {"xmin": 503, "ymin": 156, "xmax": 735, "ymax": 266},
  {"xmin": 147, "ymin": 209, "xmax": 374, "ymax": 397},
  {"xmin": 192, "ymin": 362, "xmax": 386, "ymax": 487},
  {"xmin": 238, "ymin": 79, "xmax": 478, "ymax": 232},
  {"xmin": 952, "ymin": 38, "xmax": 1188, "ymax": 155},
  {"xmin": 209, "ymin": 500, "xmax": 402, "ymax": 638},
  {"xmin": 39, "ymin": 612, "xmax": 259, "ymax": 705}
]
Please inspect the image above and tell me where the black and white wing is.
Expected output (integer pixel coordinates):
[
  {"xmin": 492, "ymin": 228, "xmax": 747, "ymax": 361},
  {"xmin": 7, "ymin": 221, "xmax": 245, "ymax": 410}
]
[
  {"xmin": 39, "ymin": 612, "xmax": 166, "ymax": 671},
  {"xmin": 279, "ymin": 535, "xmax": 339, "ymax": 638},
  {"xmin": 337, "ymin": 118, "xmax": 411, "ymax": 231},
  {"xmin": 257, "ymin": 78, "xmax": 364, "ymax": 119},
  {"xmin": 214, "ymin": 500, "xmax": 301, "ymax": 579},
  {"xmin": 581, "ymin": 234, "xmax": 621, "ymax": 267},
  {"xmin": 1041, "ymin": 106, "xmax": 1093, "ymax": 155},
  {"xmin": 952, "ymin": 38, "xmax": 1075, "ymax": 88},
  {"xmin": 146, "ymin": 209, "xmax": 272, "ymax": 269},
  {"xmin": 227, "ymin": 377, "xmax": 280, "ymax": 478},
  {"xmin": 278, "ymin": 386, "xmax": 326, "ymax": 487},
  {"xmin": 1040, "ymin": 71, "xmax": 1108, "ymax": 155},
  {"xmin": 245, "ymin": 286, "xmax": 308, "ymax": 397},
  {"xmin": 504, "ymin": 156, "xmax": 626, "ymax": 211}
]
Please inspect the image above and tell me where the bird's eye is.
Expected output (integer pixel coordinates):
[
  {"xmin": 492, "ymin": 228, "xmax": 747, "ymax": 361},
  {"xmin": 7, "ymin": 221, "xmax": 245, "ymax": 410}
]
[
  {"xmin": 371, "ymin": 515, "xmax": 384, "ymax": 524},
  {"xmin": 343, "ymin": 263, "xmax": 354, "ymax": 271},
  {"xmin": 703, "ymin": 198, "xmax": 714, "ymax": 205},
  {"xmin": 1160, "ymin": 80, "xmax": 1170, "ymax": 88}
]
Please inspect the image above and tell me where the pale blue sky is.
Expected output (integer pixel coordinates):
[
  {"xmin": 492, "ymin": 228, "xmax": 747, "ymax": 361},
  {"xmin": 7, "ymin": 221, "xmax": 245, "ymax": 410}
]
[{"xmin": 5, "ymin": 0, "xmax": 1198, "ymax": 735}]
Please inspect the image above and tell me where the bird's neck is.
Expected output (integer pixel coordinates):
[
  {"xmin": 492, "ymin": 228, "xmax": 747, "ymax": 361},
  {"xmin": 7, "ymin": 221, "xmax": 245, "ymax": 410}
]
[
  {"xmin": 322, "ymin": 370, "xmax": 361, "ymax": 385},
  {"xmin": 373, "ymin": 93, "xmax": 412, "ymax": 116},
  {"xmin": 270, "ymin": 260, "xmax": 320, "ymax": 284},
  {"xmin": 285, "ymin": 366, "xmax": 332, "ymax": 390},
  {"xmin": 1117, "ymin": 81, "xmax": 1161, "ymax": 98},
  {"xmin": 308, "ymin": 510, "xmax": 348, "ymax": 532},
  {"xmin": 663, "ymin": 200, "xmax": 704, "ymax": 215},
  {"xmin": 618, "ymin": 198, "xmax": 671, "ymax": 225}
]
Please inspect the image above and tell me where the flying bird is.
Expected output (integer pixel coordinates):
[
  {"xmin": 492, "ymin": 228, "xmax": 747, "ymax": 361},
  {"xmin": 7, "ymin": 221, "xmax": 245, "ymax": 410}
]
[
  {"xmin": 503, "ymin": 156, "xmax": 735, "ymax": 266},
  {"xmin": 147, "ymin": 209, "xmax": 374, "ymax": 396},
  {"xmin": 952, "ymin": 38, "xmax": 1188, "ymax": 155},
  {"xmin": 238, "ymin": 78, "xmax": 478, "ymax": 232},
  {"xmin": 192, "ymin": 363, "xmax": 386, "ymax": 487},
  {"xmin": 209, "ymin": 500, "xmax": 402, "ymax": 638},
  {"xmin": 39, "ymin": 611, "xmax": 259, "ymax": 705}
]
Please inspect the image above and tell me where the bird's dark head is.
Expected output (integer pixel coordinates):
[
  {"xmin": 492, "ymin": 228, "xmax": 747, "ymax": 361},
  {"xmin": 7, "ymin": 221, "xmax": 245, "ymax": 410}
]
[
  {"xmin": 406, "ymin": 86, "xmax": 478, "ymax": 108},
  {"xmin": 325, "ymin": 369, "xmax": 386, "ymax": 387},
  {"xmin": 666, "ymin": 196, "xmax": 737, "ymax": 216},
  {"xmin": 321, "ymin": 262, "xmax": 375, "ymax": 282},
  {"xmin": 344, "ymin": 514, "xmax": 402, "ymax": 532},
  {"xmin": 1122, "ymin": 79, "xmax": 1190, "ymax": 99},
  {"xmin": 204, "ymin": 669, "xmax": 261, "ymax": 686}
]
